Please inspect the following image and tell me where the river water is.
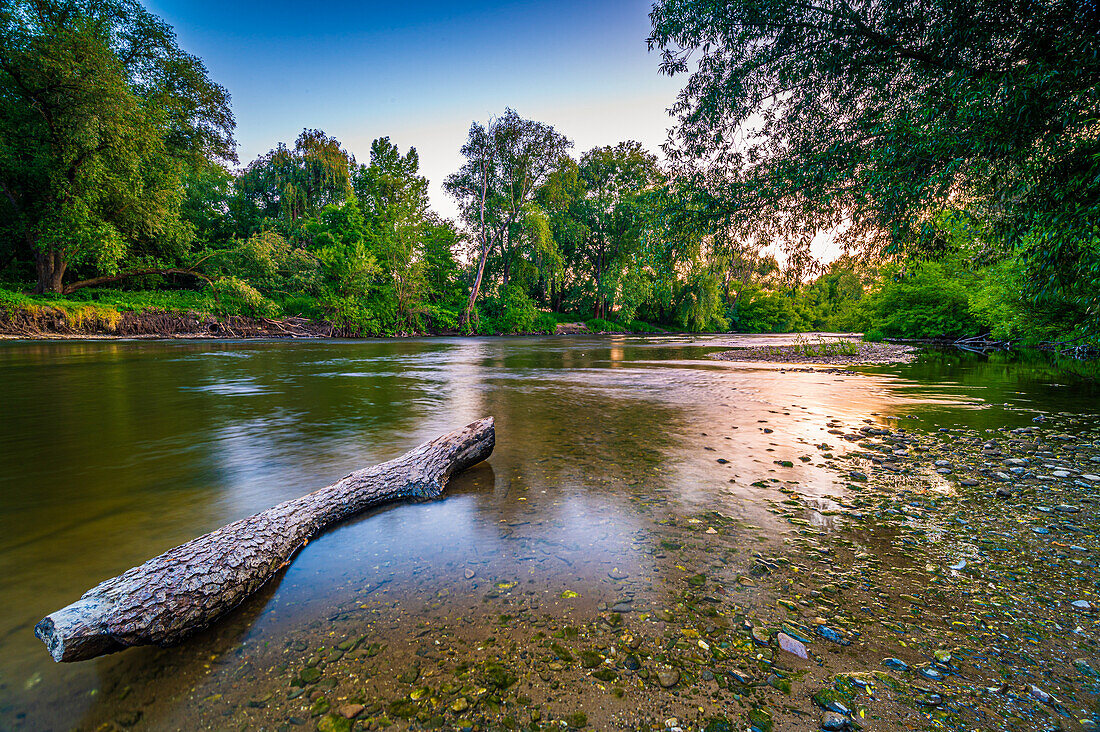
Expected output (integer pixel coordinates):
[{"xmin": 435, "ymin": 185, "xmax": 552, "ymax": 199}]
[{"xmin": 0, "ymin": 335, "xmax": 1097, "ymax": 731}]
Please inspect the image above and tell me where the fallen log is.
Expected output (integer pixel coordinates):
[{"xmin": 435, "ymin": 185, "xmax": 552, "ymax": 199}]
[{"xmin": 35, "ymin": 417, "xmax": 495, "ymax": 662}]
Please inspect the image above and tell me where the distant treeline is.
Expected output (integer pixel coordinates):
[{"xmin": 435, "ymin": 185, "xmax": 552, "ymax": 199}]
[{"xmin": 1, "ymin": 0, "xmax": 1096, "ymax": 341}]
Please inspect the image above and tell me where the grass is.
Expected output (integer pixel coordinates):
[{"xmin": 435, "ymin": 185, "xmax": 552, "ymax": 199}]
[
  {"xmin": 792, "ymin": 335, "xmax": 862, "ymax": 357},
  {"xmin": 0, "ymin": 285, "xmax": 223, "ymax": 315}
]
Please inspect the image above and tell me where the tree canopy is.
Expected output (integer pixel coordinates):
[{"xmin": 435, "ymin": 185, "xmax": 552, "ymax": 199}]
[
  {"xmin": 649, "ymin": 0, "xmax": 1100, "ymax": 323},
  {"xmin": 0, "ymin": 0, "xmax": 235, "ymax": 293}
]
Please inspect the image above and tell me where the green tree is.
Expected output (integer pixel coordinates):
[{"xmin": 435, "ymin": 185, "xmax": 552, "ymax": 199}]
[
  {"xmin": 541, "ymin": 142, "xmax": 664, "ymax": 319},
  {"xmin": 0, "ymin": 0, "xmax": 235, "ymax": 293},
  {"xmin": 234, "ymin": 129, "xmax": 353, "ymax": 239},
  {"xmin": 445, "ymin": 109, "xmax": 572, "ymax": 327},
  {"xmin": 648, "ymin": 0, "xmax": 1100, "ymax": 324}
]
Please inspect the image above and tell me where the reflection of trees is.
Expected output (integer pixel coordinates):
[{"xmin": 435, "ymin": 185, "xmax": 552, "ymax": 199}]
[{"xmin": 863, "ymin": 349, "xmax": 1100, "ymax": 429}]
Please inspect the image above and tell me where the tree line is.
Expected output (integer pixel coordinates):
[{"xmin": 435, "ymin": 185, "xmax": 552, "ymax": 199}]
[{"xmin": 2, "ymin": 0, "xmax": 1097, "ymax": 342}]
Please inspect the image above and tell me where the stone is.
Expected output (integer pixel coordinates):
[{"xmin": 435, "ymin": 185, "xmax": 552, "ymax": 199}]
[
  {"xmin": 777, "ymin": 632, "xmax": 809, "ymax": 659},
  {"xmin": 821, "ymin": 711, "xmax": 850, "ymax": 731},
  {"xmin": 316, "ymin": 715, "xmax": 352, "ymax": 732},
  {"xmin": 338, "ymin": 704, "xmax": 364, "ymax": 719},
  {"xmin": 657, "ymin": 668, "xmax": 681, "ymax": 688},
  {"xmin": 882, "ymin": 657, "xmax": 909, "ymax": 672}
]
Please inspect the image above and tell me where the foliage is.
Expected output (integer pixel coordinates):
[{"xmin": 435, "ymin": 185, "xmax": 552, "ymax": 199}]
[
  {"xmin": 868, "ymin": 263, "xmax": 978, "ymax": 339},
  {"xmin": 0, "ymin": 0, "xmax": 235, "ymax": 293},
  {"xmin": 648, "ymin": 0, "xmax": 1100, "ymax": 329},
  {"xmin": 2, "ymin": 2, "xmax": 1096, "ymax": 344}
]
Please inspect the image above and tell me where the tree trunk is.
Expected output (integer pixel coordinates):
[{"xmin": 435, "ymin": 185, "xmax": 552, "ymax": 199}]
[
  {"xmin": 35, "ymin": 248, "xmax": 67, "ymax": 294},
  {"xmin": 461, "ymin": 239, "xmax": 489, "ymax": 329},
  {"xmin": 35, "ymin": 417, "xmax": 495, "ymax": 663},
  {"xmin": 62, "ymin": 267, "xmax": 214, "ymax": 295},
  {"xmin": 460, "ymin": 163, "xmax": 492, "ymax": 329}
]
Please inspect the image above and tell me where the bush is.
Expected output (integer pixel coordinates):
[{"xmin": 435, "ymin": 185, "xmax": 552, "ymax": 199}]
[
  {"xmin": 211, "ymin": 276, "xmax": 279, "ymax": 317},
  {"xmin": 476, "ymin": 284, "xmax": 540, "ymax": 333},
  {"xmin": 868, "ymin": 263, "xmax": 978, "ymax": 339},
  {"xmin": 585, "ymin": 318, "xmax": 624, "ymax": 332},
  {"xmin": 625, "ymin": 319, "xmax": 662, "ymax": 333},
  {"xmin": 863, "ymin": 329, "xmax": 885, "ymax": 342},
  {"xmin": 532, "ymin": 312, "xmax": 558, "ymax": 334}
]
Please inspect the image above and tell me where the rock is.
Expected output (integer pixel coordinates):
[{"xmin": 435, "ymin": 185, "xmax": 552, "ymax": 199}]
[
  {"xmin": 751, "ymin": 626, "xmax": 770, "ymax": 645},
  {"xmin": 1028, "ymin": 684, "xmax": 1052, "ymax": 704},
  {"xmin": 917, "ymin": 665, "xmax": 943, "ymax": 681},
  {"xmin": 1071, "ymin": 600, "xmax": 1092, "ymax": 610},
  {"xmin": 316, "ymin": 714, "xmax": 352, "ymax": 732},
  {"xmin": 464, "ymin": 568, "xmax": 476, "ymax": 579},
  {"xmin": 608, "ymin": 567, "xmax": 629, "ymax": 580},
  {"xmin": 623, "ymin": 654, "xmax": 641, "ymax": 670},
  {"xmin": 337, "ymin": 704, "xmax": 364, "ymax": 719},
  {"xmin": 814, "ymin": 625, "xmax": 849, "ymax": 645},
  {"xmin": 995, "ymin": 486, "xmax": 1012, "ymax": 498},
  {"xmin": 299, "ymin": 667, "xmax": 322, "ymax": 684},
  {"xmin": 657, "ymin": 668, "xmax": 681, "ymax": 688},
  {"xmin": 451, "ymin": 697, "xmax": 469, "ymax": 712},
  {"xmin": 702, "ymin": 718, "xmax": 733, "ymax": 732},
  {"xmin": 610, "ymin": 602, "xmax": 633, "ymax": 613},
  {"xmin": 579, "ymin": 650, "xmax": 602, "ymax": 668},
  {"xmin": 821, "ymin": 711, "xmax": 850, "ymax": 731},
  {"xmin": 1056, "ymin": 504, "xmax": 1081, "ymax": 513},
  {"xmin": 777, "ymin": 632, "xmax": 809, "ymax": 659},
  {"xmin": 882, "ymin": 657, "xmax": 909, "ymax": 672},
  {"xmin": 728, "ymin": 669, "xmax": 751, "ymax": 685}
]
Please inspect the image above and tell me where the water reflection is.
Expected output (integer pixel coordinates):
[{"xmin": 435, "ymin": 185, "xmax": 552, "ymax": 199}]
[{"xmin": 1, "ymin": 336, "xmax": 1097, "ymax": 729}]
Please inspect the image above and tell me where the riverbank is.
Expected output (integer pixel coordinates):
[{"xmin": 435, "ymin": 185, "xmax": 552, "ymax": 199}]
[{"xmin": 0, "ymin": 289, "xmax": 658, "ymax": 339}]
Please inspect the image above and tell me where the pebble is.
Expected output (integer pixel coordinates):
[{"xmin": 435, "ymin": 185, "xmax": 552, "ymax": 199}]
[
  {"xmin": 821, "ymin": 711, "xmax": 850, "ymax": 731},
  {"xmin": 882, "ymin": 657, "xmax": 909, "ymax": 672},
  {"xmin": 1028, "ymin": 684, "xmax": 1052, "ymax": 704},
  {"xmin": 1070, "ymin": 600, "xmax": 1092, "ymax": 610},
  {"xmin": 657, "ymin": 669, "xmax": 681, "ymax": 688},
  {"xmin": 777, "ymin": 632, "xmax": 809, "ymax": 659}
]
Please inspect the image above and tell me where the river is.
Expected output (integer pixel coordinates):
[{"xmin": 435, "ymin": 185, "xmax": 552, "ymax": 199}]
[{"xmin": 0, "ymin": 335, "xmax": 1097, "ymax": 731}]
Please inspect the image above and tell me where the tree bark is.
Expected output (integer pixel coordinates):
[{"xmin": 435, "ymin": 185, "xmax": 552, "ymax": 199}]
[
  {"xmin": 35, "ymin": 248, "xmax": 67, "ymax": 294},
  {"xmin": 35, "ymin": 417, "xmax": 495, "ymax": 663}
]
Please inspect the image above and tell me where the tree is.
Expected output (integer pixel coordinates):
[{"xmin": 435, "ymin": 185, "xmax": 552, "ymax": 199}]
[
  {"xmin": 648, "ymin": 0, "xmax": 1100, "ymax": 317},
  {"xmin": 234, "ymin": 129, "xmax": 353, "ymax": 239},
  {"xmin": 352, "ymin": 137, "xmax": 429, "ymax": 324},
  {"xmin": 573, "ymin": 142, "xmax": 663, "ymax": 318},
  {"xmin": 0, "ymin": 0, "xmax": 235, "ymax": 293},
  {"xmin": 445, "ymin": 109, "xmax": 572, "ymax": 327}
]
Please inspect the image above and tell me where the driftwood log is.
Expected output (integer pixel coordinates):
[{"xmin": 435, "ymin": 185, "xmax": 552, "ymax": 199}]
[{"xmin": 35, "ymin": 417, "xmax": 495, "ymax": 662}]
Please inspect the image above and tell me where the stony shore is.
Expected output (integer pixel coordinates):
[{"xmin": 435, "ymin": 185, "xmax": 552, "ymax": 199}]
[
  {"xmin": 64, "ymin": 408, "xmax": 1100, "ymax": 732},
  {"xmin": 712, "ymin": 341, "xmax": 916, "ymax": 366}
]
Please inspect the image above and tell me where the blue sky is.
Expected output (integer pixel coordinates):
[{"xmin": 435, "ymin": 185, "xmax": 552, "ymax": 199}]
[{"xmin": 144, "ymin": 0, "xmax": 683, "ymax": 218}]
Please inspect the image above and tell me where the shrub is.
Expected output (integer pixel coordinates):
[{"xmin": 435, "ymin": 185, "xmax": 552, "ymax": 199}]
[
  {"xmin": 868, "ymin": 263, "xmax": 979, "ymax": 339},
  {"xmin": 585, "ymin": 318, "xmax": 624, "ymax": 332},
  {"xmin": 211, "ymin": 276, "xmax": 279, "ymax": 317}
]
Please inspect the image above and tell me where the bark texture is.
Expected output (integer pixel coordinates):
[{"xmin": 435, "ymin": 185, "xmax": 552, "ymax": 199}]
[{"xmin": 36, "ymin": 417, "xmax": 495, "ymax": 662}]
